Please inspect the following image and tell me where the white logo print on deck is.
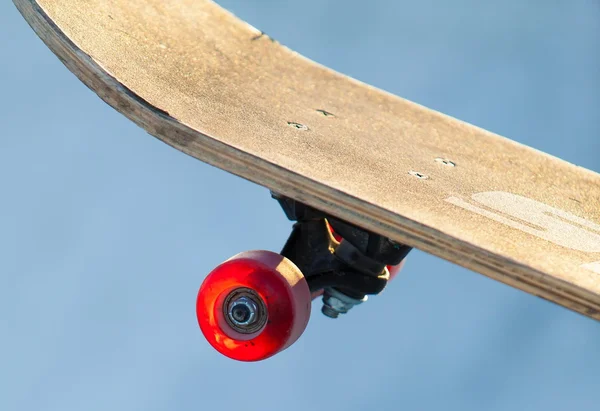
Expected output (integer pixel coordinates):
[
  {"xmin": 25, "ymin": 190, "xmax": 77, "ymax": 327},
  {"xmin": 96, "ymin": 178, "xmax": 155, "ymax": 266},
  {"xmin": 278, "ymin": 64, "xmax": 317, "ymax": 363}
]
[{"xmin": 446, "ymin": 191, "xmax": 600, "ymax": 274}]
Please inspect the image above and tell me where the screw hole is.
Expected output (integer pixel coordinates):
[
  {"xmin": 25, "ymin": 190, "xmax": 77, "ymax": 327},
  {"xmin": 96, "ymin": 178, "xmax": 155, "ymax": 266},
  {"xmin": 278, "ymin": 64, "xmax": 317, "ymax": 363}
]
[
  {"xmin": 316, "ymin": 109, "xmax": 335, "ymax": 117},
  {"xmin": 409, "ymin": 171, "xmax": 429, "ymax": 180},
  {"xmin": 435, "ymin": 158, "xmax": 456, "ymax": 167},
  {"xmin": 287, "ymin": 121, "xmax": 309, "ymax": 131}
]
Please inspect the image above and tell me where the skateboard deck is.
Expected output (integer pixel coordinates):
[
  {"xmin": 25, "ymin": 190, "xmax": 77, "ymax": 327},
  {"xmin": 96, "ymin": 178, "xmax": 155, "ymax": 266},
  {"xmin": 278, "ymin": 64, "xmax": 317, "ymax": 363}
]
[{"xmin": 14, "ymin": 0, "xmax": 600, "ymax": 320}]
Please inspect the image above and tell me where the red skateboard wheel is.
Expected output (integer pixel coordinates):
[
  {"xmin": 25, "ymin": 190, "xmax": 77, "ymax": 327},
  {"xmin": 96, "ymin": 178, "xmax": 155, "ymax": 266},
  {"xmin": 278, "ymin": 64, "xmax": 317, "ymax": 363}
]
[{"xmin": 196, "ymin": 250, "xmax": 311, "ymax": 361}]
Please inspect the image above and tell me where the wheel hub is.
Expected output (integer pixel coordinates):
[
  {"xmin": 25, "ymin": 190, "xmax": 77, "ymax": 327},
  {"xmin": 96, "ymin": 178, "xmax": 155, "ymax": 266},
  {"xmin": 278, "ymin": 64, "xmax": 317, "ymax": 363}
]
[{"xmin": 223, "ymin": 288, "xmax": 268, "ymax": 334}]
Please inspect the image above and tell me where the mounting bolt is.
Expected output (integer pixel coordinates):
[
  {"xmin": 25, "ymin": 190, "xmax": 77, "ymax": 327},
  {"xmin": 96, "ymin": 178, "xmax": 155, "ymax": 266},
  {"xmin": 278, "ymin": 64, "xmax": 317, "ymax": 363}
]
[{"xmin": 321, "ymin": 287, "xmax": 367, "ymax": 318}]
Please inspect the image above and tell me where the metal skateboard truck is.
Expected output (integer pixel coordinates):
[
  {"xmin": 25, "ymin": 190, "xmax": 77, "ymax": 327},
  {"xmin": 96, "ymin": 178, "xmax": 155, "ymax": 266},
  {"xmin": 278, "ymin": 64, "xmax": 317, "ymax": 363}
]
[{"xmin": 273, "ymin": 192, "xmax": 412, "ymax": 317}]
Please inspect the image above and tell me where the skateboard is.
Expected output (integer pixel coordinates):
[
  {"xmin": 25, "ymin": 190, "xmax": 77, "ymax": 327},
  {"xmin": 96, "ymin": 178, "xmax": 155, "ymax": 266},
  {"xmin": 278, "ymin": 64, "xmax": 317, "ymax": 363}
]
[{"xmin": 14, "ymin": 0, "xmax": 600, "ymax": 362}]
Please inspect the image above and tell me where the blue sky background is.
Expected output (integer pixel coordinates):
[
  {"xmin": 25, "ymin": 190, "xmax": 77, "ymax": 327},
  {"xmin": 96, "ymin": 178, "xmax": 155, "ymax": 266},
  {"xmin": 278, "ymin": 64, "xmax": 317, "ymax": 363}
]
[{"xmin": 2, "ymin": 1, "xmax": 599, "ymax": 410}]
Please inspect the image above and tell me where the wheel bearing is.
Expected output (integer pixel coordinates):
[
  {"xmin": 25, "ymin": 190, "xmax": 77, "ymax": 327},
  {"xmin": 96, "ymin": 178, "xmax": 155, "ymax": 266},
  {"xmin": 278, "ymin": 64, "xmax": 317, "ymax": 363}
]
[{"xmin": 222, "ymin": 287, "xmax": 268, "ymax": 334}]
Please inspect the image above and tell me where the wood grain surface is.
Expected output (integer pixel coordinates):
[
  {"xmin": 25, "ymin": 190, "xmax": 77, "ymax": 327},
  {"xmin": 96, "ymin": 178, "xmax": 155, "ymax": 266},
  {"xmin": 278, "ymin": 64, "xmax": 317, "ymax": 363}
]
[{"xmin": 13, "ymin": 0, "xmax": 600, "ymax": 319}]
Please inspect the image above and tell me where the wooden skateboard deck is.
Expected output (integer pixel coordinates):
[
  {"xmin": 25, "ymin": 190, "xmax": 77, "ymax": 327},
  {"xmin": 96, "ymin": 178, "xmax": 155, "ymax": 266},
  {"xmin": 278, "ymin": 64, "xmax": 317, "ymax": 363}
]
[{"xmin": 14, "ymin": 0, "xmax": 600, "ymax": 320}]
